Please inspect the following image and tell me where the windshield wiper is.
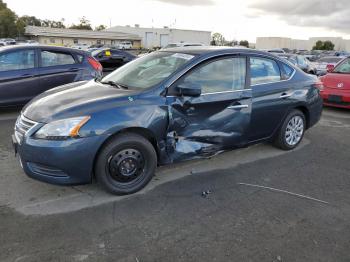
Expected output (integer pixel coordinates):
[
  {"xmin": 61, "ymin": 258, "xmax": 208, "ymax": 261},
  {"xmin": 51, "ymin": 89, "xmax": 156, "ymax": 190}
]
[{"xmin": 100, "ymin": 81, "xmax": 128, "ymax": 90}]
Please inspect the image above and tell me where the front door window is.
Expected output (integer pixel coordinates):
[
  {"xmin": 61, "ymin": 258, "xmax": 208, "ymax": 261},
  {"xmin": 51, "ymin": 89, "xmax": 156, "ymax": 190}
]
[{"xmin": 181, "ymin": 57, "xmax": 246, "ymax": 94}]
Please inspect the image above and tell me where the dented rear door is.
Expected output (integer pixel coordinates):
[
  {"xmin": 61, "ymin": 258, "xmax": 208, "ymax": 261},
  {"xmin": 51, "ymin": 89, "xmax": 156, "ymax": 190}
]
[{"xmin": 165, "ymin": 55, "xmax": 252, "ymax": 162}]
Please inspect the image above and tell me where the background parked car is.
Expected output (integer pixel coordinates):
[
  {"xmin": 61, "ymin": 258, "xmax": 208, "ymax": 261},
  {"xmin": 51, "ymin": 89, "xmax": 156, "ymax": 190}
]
[
  {"xmin": 0, "ymin": 45, "xmax": 102, "ymax": 106},
  {"xmin": 314, "ymin": 56, "xmax": 344, "ymax": 76},
  {"xmin": 116, "ymin": 41, "xmax": 133, "ymax": 49},
  {"xmin": 164, "ymin": 42, "xmax": 205, "ymax": 48},
  {"xmin": 0, "ymin": 38, "xmax": 16, "ymax": 46},
  {"xmin": 320, "ymin": 57, "xmax": 350, "ymax": 109},
  {"xmin": 261, "ymin": 48, "xmax": 286, "ymax": 54},
  {"xmin": 91, "ymin": 48, "xmax": 136, "ymax": 71},
  {"xmin": 277, "ymin": 54, "xmax": 317, "ymax": 74},
  {"xmin": 22, "ymin": 40, "xmax": 39, "ymax": 45},
  {"xmin": 71, "ymin": 43, "xmax": 90, "ymax": 51}
]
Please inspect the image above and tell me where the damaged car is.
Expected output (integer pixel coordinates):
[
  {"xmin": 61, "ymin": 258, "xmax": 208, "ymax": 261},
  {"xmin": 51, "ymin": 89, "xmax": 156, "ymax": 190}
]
[{"xmin": 12, "ymin": 47, "xmax": 323, "ymax": 195}]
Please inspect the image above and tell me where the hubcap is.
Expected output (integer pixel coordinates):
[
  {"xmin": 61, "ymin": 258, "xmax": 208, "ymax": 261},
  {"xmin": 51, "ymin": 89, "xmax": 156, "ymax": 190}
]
[
  {"xmin": 108, "ymin": 149, "xmax": 144, "ymax": 183},
  {"xmin": 285, "ymin": 116, "xmax": 304, "ymax": 146}
]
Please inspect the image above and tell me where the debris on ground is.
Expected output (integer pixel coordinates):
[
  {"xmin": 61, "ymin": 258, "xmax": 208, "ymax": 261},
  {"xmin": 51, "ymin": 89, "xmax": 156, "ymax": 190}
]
[
  {"xmin": 201, "ymin": 190, "xmax": 212, "ymax": 198},
  {"xmin": 237, "ymin": 182, "xmax": 329, "ymax": 205}
]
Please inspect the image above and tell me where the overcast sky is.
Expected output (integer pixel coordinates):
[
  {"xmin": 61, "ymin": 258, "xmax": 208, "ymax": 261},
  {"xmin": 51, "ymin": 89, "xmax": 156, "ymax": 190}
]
[{"xmin": 5, "ymin": 0, "xmax": 349, "ymax": 42}]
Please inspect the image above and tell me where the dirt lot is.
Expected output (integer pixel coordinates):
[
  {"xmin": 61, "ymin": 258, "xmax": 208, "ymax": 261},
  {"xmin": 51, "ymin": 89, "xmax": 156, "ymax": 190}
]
[{"xmin": 0, "ymin": 107, "xmax": 349, "ymax": 262}]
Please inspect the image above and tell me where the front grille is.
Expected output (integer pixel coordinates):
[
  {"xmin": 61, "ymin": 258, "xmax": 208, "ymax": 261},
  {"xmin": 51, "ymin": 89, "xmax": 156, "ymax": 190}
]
[{"xmin": 14, "ymin": 114, "xmax": 38, "ymax": 144}]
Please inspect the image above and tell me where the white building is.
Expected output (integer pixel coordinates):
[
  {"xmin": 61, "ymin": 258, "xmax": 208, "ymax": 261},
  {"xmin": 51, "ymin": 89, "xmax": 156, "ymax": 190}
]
[
  {"xmin": 106, "ymin": 25, "xmax": 211, "ymax": 48},
  {"xmin": 25, "ymin": 26, "xmax": 141, "ymax": 48},
  {"xmin": 256, "ymin": 36, "xmax": 350, "ymax": 51}
]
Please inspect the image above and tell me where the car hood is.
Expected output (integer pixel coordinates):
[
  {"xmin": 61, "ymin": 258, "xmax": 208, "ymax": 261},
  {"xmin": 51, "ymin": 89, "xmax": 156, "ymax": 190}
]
[
  {"xmin": 22, "ymin": 80, "xmax": 140, "ymax": 123},
  {"xmin": 321, "ymin": 73, "xmax": 350, "ymax": 90}
]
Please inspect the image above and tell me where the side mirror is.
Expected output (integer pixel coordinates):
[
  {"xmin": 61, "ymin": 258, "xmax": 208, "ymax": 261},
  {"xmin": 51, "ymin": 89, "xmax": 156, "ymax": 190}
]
[{"xmin": 177, "ymin": 82, "xmax": 201, "ymax": 97}]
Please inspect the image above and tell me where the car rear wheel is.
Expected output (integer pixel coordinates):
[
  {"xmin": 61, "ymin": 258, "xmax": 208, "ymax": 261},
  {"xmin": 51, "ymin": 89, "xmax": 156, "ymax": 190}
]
[
  {"xmin": 273, "ymin": 109, "xmax": 306, "ymax": 150},
  {"xmin": 95, "ymin": 133, "xmax": 157, "ymax": 195}
]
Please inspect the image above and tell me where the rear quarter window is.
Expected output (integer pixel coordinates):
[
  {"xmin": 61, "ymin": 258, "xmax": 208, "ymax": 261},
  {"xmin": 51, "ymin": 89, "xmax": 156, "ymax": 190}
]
[
  {"xmin": 281, "ymin": 62, "xmax": 295, "ymax": 79},
  {"xmin": 76, "ymin": 54, "xmax": 84, "ymax": 63},
  {"xmin": 41, "ymin": 50, "xmax": 76, "ymax": 67}
]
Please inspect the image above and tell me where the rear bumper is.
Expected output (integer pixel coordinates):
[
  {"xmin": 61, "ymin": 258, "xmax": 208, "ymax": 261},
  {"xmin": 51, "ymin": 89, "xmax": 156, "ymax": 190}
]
[
  {"xmin": 15, "ymin": 134, "xmax": 108, "ymax": 185},
  {"xmin": 320, "ymin": 88, "xmax": 350, "ymax": 109}
]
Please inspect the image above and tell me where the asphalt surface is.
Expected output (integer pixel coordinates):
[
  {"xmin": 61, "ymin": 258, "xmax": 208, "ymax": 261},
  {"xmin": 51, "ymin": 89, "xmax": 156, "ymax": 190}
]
[{"xmin": 0, "ymin": 107, "xmax": 349, "ymax": 262}]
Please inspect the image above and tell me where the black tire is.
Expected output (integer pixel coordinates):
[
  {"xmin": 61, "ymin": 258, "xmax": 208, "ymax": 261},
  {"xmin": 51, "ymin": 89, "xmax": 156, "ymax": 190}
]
[
  {"xmin": 273, "ymin": 109, "xmax": 306, "ymax": 150},
  {"xmin": 95, "ymin": 133, "xmax": 157, "ymax": 195}
]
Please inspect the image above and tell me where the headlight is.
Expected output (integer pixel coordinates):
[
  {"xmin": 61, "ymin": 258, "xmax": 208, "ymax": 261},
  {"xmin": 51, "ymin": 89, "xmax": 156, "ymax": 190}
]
[{"xmin": 34, "ymin": 116, "xmax": 90, "ymax": 140}]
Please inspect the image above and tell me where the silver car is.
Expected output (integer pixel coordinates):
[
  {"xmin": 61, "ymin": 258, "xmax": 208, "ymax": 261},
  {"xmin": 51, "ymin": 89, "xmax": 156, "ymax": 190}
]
[{"xmin": 313, "ymin": 56, "xmax": 344, "ymax": 75}]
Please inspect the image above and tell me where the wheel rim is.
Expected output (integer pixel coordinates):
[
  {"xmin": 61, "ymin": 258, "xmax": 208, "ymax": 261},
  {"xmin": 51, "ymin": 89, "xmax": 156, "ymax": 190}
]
[
  {"xmin": 285, "ymin": 116, "xmax": 304, "ymax": 146},
  {"xmin": 107, "ymin": 149, "xmax": 145, "ymax": 183}
]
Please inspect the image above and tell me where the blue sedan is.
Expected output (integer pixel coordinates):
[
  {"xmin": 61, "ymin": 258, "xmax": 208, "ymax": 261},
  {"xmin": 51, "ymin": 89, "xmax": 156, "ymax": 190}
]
[
  {"xmin": 13, "ymin": 47, "xmax": 323, "ymax": 195},
  {"xmin": 0, "ymin": 45, "xmax": 103, "ymax": 106}
]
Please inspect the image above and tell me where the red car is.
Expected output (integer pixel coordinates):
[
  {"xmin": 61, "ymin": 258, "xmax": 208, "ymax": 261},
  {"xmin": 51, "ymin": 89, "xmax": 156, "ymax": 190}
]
[{"xmin": 320, "ymin": 57, "xmax": 350, "ymax": 109}]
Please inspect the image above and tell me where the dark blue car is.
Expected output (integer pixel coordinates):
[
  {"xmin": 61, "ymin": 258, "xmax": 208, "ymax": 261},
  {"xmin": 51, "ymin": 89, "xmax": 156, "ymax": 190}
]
[
  {"xmin": 0, "ymin": 45, "xmax": 102, "ymax": 106},
  {"xmin": 13, "ymin": 47, "xmax": 323, "ymax": 195},
  {"xmin": 91, "ymin": 48, "xmax": 136, "ymax": 71}
]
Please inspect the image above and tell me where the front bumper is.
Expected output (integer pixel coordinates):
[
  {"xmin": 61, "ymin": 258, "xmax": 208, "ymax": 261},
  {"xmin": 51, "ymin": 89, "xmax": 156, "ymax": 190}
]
[
  {"xmin": 320, "ymin": 88, "xmax": 350, "ymax": 109},
  {"xmin": 13, "ymin": 132, "xmax": 108, "ymax": 185}
]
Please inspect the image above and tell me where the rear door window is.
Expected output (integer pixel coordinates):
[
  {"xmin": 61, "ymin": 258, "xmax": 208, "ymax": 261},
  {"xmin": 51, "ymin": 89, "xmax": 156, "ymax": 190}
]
[
  {"xmin": 41, "ymin": 50, "xmax": 76, "ymax": 67},
  {"xmin": 0, "ymin": 50, "xmax": 35, "ymax": 71},
  {"xmin": 250, "ymin": 57, "xmax": 281, "ymax": 85}
]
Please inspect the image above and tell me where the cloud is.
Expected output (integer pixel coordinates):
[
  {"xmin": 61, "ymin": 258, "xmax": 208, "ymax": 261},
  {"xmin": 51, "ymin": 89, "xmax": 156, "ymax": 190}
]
[
  {"xmin": 248, "ymin": 0, "xmax": 350, "ymax": 33},
  {"xmin": 151, "ymin": 0, "xmax": 214, "ymax": 6}
]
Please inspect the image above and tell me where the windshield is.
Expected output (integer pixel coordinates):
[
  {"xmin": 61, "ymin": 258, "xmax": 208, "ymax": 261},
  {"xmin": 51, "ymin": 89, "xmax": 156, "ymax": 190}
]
[
  {"xmin": 333, "ymin": 58, "xmax": 350, "ymax": 73},
  {"xmin": 101, "ymin": 51, "xmax": 195, "ymax": 89}
]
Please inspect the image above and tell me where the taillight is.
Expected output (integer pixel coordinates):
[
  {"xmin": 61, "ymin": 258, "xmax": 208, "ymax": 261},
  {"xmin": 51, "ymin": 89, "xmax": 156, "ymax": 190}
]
[
  {"xmin": 88, "ymin": 57, "xmax": 103, "ymax": 72},
  {"xmin": 326, "ymin": 64, "xmax": 334, "ymax": 72},
  {"xmin": 313, "ymin": 81, "xmax": 324, "ymax": 91}
]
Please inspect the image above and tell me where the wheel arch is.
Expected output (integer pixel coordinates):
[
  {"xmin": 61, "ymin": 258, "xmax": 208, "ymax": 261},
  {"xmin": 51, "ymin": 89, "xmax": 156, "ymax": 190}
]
[
  {"xmin": 294, "ymin": 105, "xmax": 310, "ymax": 129},
  {"xmin": 92, "ymin": 127, "xmax": 161, "ymax": 180}
]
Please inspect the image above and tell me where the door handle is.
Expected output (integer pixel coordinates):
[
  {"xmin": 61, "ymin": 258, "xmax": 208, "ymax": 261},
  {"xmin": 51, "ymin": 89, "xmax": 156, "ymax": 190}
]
[
  {"xmin": 280, "ymin": 93, "xmax": 292, "ymax": 99},
  {"xmin": 69, "ymin": 68, "xmax": 79, "ymax": 72},
  {"xmin": 227, "ymin": 104, "xmax": 249, "ymax": 110}
]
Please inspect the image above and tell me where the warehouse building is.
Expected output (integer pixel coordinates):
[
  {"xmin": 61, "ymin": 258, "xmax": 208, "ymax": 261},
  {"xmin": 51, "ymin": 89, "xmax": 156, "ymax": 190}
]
[
  {"xmin": 24, "ymin": 26, "xmax": 142, "ymax": 48},
  {"xmin": 256, "ymin": 36, "xmax": 350, "ymax": 51},
  {"xmin": 106, "ymin": 25, "xmax": 211, "ymax": 48}
]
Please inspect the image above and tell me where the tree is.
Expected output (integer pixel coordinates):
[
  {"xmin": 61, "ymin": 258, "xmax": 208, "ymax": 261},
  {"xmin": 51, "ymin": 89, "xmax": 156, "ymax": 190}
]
[
  {"xmin": 323, "ymin": 40, "xmax": 335, "ymax": 51},
  {"xmin": 16, "ymin": 15, "xmax": 42, "ymax": 36},
  {"xmin": 0, "ymin": 0, "xmax": 17, "ymax": 38},
  {"xmin": 312, "ymin": 40, "xmax": 335, "ymax": 51},
  {"xmin": 211, "ymin": 32, "xmax": 225, "ymax": 46},
  {"xmin": 95, "ymin": 25, "xmax": 107, "ymax": 31},
  {"xmin": 239, "ymin": 40, "xmax": 249, "ymax": 48},
  {"xmin": 69, "ymin": 17, "xmax": 92, "ymax": 30},
  {"xmin": 41, "ymin": 19, "xmax": 65, "ymax": 28},
  {"xmin": 312, "ymin": 40, "xmax": 324, "ymax": 50}
]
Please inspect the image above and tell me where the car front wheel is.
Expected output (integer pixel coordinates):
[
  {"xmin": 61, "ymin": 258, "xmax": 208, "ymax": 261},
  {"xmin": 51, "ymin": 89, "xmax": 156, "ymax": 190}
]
[
  {"xmin": 95, "ymin": 133, "xmax": 157, "ymax": 195},
  {"xmin": 274, "ymin": 109, "xmax": 306, "ymax": 150}
]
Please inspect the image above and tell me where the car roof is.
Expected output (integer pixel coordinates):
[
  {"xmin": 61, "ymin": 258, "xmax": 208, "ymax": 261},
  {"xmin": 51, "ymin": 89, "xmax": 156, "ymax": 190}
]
[
  {"xmin": 320, "ymin": 56, "xmax": 343, "ymax": 59},
  {"xmin": 159, "ymin": 46, "xmax": 276, "ymax": 56},
  {"xmin": 0, "ymin": 45, "xmax": 87, "ymax": 54},
  {"xmin": 277, "ymin": 53, "xmax": 296, "ymax": 58}
]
